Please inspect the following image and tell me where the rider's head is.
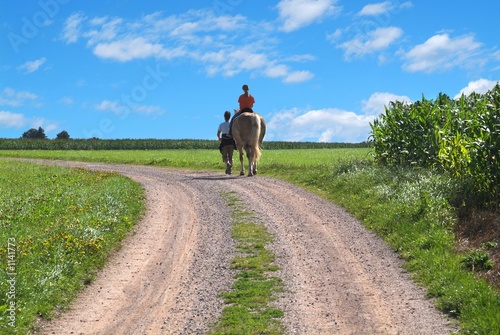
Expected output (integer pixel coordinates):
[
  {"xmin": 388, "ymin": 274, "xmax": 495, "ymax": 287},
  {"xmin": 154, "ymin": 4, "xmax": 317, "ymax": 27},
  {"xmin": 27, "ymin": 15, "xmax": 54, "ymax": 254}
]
[
  {"xmin": 224, "ymin": 111, "xmax": 231, "ymax": 121},
  {"xmin": 242, "ymin": 84, "xmax": 249, "ymax": 92}
]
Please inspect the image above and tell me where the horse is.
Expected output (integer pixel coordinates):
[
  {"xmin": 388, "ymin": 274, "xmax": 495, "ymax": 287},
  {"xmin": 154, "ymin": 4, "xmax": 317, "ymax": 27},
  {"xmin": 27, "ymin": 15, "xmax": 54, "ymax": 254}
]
[{"xmin": 231, "ymin": 110, "xmax": 266, "ymax": 176}]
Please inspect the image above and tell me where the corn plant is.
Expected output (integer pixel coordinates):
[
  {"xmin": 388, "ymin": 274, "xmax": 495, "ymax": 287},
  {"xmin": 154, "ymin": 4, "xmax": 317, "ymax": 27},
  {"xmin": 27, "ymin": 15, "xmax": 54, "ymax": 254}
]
[{"xmin": 370, "ymin": 84, "xmax": 500, "ymax": 205}]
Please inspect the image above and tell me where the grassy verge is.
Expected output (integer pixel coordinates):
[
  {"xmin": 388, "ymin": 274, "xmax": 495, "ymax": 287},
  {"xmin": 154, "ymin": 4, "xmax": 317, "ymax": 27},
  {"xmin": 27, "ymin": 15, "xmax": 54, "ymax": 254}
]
[
  {"xmin": 264, "ymin": 160, "xmax": 500, "ymax": 335},
  {"xmin": 0, "ymin": 160, "xmax": 144, "ymax": 334},
  {"xmin": 210, "ymin": 192, "xmax": 284, "ymax": 335}
]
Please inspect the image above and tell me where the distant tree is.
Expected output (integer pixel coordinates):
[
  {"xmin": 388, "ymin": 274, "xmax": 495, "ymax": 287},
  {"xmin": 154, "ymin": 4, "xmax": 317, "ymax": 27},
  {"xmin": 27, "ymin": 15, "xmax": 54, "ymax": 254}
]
[
  {"xmin": 56, "ymin": 130, "xmax": 70, "ymax": 139},
  {"xmin": 21, "ymin": 127, "xmax": 47, "ymax": 139}
]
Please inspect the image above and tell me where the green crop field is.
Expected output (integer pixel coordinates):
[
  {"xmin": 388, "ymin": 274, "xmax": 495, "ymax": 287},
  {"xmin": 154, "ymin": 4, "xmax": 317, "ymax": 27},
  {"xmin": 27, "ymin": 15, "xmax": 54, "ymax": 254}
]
[
  {"xmin": 371, "ymin": 84, "xmax": 500, "ymax": 206},
  {"xmin": 0, "ymin": 147, "xmax": 372, "ymax": 170}
]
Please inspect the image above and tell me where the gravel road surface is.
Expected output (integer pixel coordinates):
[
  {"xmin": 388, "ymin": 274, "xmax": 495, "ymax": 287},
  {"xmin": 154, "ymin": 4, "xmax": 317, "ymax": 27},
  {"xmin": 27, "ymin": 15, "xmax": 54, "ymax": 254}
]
[{"xmin": 31, "ymin": 162, "xmax": 455, "ymax": 335}]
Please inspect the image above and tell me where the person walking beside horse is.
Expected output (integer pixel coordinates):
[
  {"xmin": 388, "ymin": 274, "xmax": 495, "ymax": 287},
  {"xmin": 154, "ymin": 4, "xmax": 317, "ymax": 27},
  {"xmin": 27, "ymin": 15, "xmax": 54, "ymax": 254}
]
[{"xmin": 217, "ymin": 111, "xmax": 236, "ymax": 174}]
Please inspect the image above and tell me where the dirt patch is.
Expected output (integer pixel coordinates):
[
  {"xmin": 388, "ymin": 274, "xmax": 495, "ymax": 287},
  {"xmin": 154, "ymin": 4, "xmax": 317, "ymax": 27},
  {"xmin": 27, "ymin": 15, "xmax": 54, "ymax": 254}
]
[
  {"xmin": 456, "ymin": 207, "xmax": 500, "ymax": 289},
  {"xmin": 31, "ymin": 161, "xmax": 456, "ymax": 334}
]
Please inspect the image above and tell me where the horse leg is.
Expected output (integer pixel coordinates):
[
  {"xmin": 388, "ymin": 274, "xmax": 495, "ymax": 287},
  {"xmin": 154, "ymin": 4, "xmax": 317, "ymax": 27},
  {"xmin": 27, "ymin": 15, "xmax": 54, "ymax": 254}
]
[
  {"xmin": 251, "ymin": 148, "xmax": 258, "ymax": 176},
  {"xmin": 246, "ymin": 145, "xmax": 254, "ymax": 177},
  {"xmin": 238, "ymin": 147, "xmax": 245, "ymax": 176}
]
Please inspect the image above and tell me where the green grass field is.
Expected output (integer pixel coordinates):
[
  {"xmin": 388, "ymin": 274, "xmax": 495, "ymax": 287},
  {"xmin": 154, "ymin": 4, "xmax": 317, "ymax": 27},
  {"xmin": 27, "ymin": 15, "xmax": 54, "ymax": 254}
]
[
  {"xmin": 0, "ymin": 160, "xmax": 144, "ymax": 334},
  {"xmin": 0, "ymin": 147, "xmax": 499, "ymax": 334},
  {"xmin": 0, "ymin": 147, "xmax": 372, "ymax": 169}
]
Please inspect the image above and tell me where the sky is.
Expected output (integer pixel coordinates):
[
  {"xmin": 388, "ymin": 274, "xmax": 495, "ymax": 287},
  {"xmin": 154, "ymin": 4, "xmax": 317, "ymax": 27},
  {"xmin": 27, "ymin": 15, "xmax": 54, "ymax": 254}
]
[{"xmin": 1, "ymin": 1, "xmax": 499, "ymax": 142}]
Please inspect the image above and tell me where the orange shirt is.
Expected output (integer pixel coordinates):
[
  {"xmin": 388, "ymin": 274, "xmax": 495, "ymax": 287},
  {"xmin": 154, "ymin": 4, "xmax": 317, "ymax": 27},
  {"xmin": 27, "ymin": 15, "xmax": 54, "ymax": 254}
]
[{"xmin": 238, "ymin": 93, "xmax": 255, "ymax": 109}]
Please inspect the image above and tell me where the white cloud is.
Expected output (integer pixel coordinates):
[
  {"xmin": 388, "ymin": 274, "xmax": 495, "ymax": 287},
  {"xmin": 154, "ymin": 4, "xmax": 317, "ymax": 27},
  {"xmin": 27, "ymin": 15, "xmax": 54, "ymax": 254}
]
[
  {"xmin": 277, "ymin": 0, "xmax": 339, "ymax": 32},
  {"xmin": 493, "ymin": 50, "xmax": 500, "ymax": 61},
  {"xmin": 17, "ymin": 57, "xmax": 47, "ymax": 74},
  {"xmin": 0, "ymin": 87, "xmax": 38, "ymax": 107},
  {"xmin": 62, "ymin": 12, "xmax": 86, "ymax": 43},
  {"xmin": 199, "ymin": 47, "xmax": 313, "ymax": 83},
  {"xmin": 267, "ymin": 107, "xmax": 374, "ymax": 142},
  {"xmin": 96, "ymin": 100, "xmax": 164, "ymax": 116},
  {"xmin": 339, "ymin": 26, "xmax": 403, "ymax": 58},
  {"xmin": 93, "ymin": 37, "xmax": 177, "ymax": 62},
  {"xmin": 283, "ymin": 70, "xmax": 314, "ymax": 83},
  {"xmin": 319, "ymin": 129, "xmax": 334, "ymax": 142},
  {"xmin": 60, "ymin": 10, "xmax": 314, "ymax": 83},
  {"xmin": 326, "ymin": 28, "xmax": 343, "ymax": 43},
  {"xmin": 0, "ymin": 110, "xmax": 58, "ymax": 132},
  {"xmin": 286, "ymin": 54, "xmax": 317, "ymax": 62},
  {"xmin": 199, "ymin": 47, "xmax": 270, "ymax": 77},
  {"xmin": 358, "ymin": 1, "xmax": 392, "ymax": 16},
  {"xmin": 454, "ymin": 79, "xmax": 500, "ymax": 99},
  {"xmin": 30, "ymin": 118, "xmax": 59, "ymax": 133},
  {"xmin": 359, "ymin": 1, "xmax": 413, "ymax": 16},
  {"xmin": 362, "ymin": 92, "xmax": 412, "ymax": 116},
  {"xmin": 265, "ymin": 64, "xmax": 289, "ymax": 78},
  {"xmin": 96, "ymin": 100, "xmax": 125, "ymax": 115},
  {"xmin": 266, "ymin": 91, "xmax": 413, "ymax": 142},
  {"xmin": 402, "ymin": 33, "xmax": 482, "ymax": 73},
  {"xmin": 85, "ymin": 17, "xmax": 123, "ymax": 45},
  {"xmin": 0, "ymin": 111, "xmax": 26, "ymax": 128}
]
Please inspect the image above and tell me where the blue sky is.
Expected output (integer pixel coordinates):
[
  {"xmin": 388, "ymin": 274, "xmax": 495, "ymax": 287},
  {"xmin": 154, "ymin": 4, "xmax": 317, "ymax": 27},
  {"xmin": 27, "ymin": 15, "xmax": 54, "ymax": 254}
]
[{"xmin": 1, "ymin": 1, "xmax": 499, "ymax": 142}]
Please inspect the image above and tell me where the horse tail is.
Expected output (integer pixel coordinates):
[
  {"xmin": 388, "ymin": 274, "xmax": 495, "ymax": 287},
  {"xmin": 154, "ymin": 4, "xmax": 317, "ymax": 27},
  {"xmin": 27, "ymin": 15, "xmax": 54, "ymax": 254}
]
[{"xmin": 250, "ymin": 115, "xmax": 262, "ymax": 161}]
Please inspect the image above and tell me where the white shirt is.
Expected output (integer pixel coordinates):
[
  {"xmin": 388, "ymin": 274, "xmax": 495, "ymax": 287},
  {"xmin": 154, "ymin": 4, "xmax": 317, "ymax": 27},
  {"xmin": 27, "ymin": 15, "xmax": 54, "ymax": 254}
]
[{"xmin": 218, "ymin": 121, "xmax": 230, "ymax": 135}]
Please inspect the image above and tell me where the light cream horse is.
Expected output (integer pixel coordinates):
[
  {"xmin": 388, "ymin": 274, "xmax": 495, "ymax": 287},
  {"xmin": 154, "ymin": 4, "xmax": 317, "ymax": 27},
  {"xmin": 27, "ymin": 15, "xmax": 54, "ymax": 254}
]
[{"xmin": 231, "ymin": 110, "xmax": 266, "ymax": 176}]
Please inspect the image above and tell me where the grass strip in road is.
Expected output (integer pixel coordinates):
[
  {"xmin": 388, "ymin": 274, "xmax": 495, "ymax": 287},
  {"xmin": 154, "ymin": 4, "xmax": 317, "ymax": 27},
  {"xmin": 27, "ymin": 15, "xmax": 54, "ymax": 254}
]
[{"xmin": 210, "ymin": 192, "xmax": 284, "ymax": 335}]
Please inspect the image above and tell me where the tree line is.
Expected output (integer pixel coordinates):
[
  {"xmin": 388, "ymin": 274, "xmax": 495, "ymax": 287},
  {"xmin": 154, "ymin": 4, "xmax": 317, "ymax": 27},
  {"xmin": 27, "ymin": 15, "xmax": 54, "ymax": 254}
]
[{"xmin": 21, "ymin": 127, "xmax": 70, "ymax": 140}]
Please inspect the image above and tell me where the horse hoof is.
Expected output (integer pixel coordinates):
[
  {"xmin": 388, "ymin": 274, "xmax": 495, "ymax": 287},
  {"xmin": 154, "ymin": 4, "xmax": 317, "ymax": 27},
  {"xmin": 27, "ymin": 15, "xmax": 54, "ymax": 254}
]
[{"xmin": 240, "ymin": 171, "xmax": 245, "ymax": 176}]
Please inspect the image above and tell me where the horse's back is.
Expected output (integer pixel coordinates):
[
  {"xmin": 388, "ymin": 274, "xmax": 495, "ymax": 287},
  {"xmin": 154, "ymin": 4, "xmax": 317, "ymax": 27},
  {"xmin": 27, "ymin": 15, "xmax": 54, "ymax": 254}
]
[{"xmin": 232, "ymin": 113, "xmax": 263, "ymax": 142}]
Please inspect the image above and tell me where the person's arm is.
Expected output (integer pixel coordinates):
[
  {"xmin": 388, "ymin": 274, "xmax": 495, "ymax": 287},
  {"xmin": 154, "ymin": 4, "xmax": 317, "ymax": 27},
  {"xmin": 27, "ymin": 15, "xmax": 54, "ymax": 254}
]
[{"xmin": 217, "ymin": 129, "xmax": 222, "ymax": 141}]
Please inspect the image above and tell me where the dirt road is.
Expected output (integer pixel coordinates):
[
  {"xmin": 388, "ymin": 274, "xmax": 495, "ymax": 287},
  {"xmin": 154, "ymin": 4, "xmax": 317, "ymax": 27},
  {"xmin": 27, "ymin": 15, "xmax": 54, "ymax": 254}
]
[{"xmin": 34, "ymin": 162, "xmax": 455, "ymax": 335}]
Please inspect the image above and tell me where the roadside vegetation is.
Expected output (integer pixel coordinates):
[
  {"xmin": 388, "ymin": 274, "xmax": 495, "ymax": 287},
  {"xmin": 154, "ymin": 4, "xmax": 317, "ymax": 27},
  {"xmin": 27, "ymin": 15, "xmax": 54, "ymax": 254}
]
[
  {"xmin": 371, "ymin": 84, "xmax": 500, "ymax": 207},
  {"xmin": 0, "ymin": 160, "xmax": 144, "ymax": 334},
  {"xmin": 362, "ymin": 84, "xmax": 500, "ymax": 334}
]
